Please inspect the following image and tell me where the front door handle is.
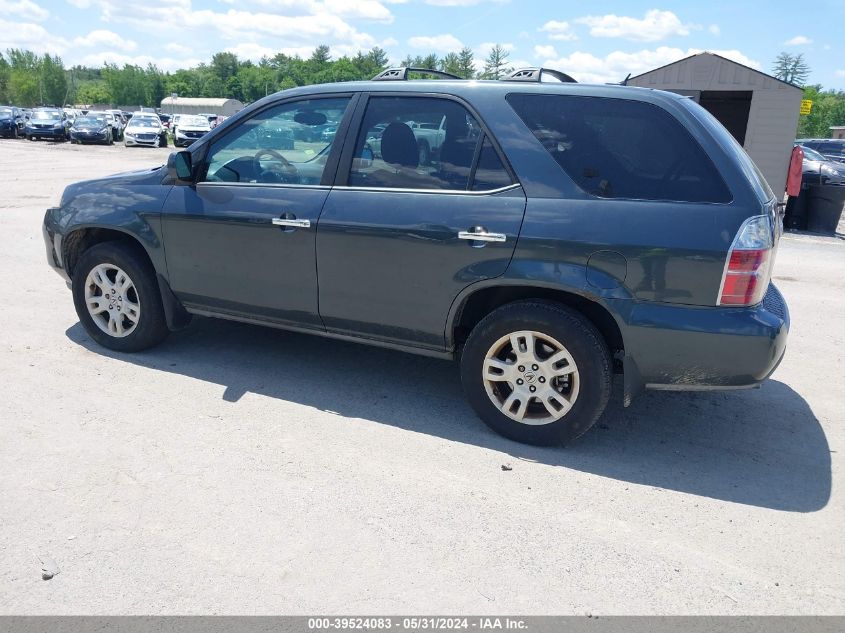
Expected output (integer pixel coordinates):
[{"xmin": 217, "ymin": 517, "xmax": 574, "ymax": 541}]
[
  {"xmin": 272, "ymin": 217, "xmax": 311, "ymax": 229},
  {"xmin": 458, "ymin": 228, "xmax": 507, "ymax": 243}
]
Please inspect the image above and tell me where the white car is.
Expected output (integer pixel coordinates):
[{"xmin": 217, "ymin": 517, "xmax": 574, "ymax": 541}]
[
  {"xmin": 105, "ymin": 109, "xmax": 126, "ymax": 140},
  {"xmin": 170, "ymin": 114, "xmax": 181, "ymax": 137},
  {"xmin": 173, "ymin": 114, "xmax": 211, "ymax": 147},
  {"xmin": 124, "ymin": 113, "xmax": 166, "ymax": 147}
]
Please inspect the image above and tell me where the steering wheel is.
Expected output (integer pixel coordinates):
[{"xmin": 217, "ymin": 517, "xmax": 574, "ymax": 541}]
[{"xmin": 253, "ymin": 148, "xmax": 298, "ymax": 184}]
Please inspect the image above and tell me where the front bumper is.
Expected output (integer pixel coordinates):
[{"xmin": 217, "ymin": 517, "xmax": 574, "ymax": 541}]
[
  {"xmin": 26, "ymin": 127, "xmax": 66, "ymax": 139},
  {"xmin": 71, "ymin": 129, "xmax": 108, "ymax": 143},
  {"xmin": 175, "ymin": 131, "xmax": 206, "ymax": 145},
  {"xmin": 125, "ymin": 133, "xmax": 159, "ymax": 147},
  {"xmin": 43, "ymin": 207, "xmax": 70, "ymax": 284},
  {"xmin": 618, "ymin": 284, "xmax": 789, "ymax": 398}
]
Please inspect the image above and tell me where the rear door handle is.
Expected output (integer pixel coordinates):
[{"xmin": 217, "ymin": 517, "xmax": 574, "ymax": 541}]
[
  {"xmin": 458, "ymin": 228, "xmax": 507, "ymax": 243},
  {"xmin": 272, "ymin": 217, "xmax": 311, "ymax": 228}
]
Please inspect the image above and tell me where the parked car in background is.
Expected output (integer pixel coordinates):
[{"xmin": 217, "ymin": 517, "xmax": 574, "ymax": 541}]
[
  {"xmin": 25, "ymin": 108, "xmax": 69, "ymax": 141},
  {"xmin": 796, "ymin": 139, "xmax": 845, "ymax": 165},
  {"xmin": 43, "ymin": 73, "xmax": 789, "ymax": 446},
  {"xmin": 88, "ymin": 111, "xmax": 121, "ymax": 141},
  {"xmin": 105, "ymin": 110, "xmax": 126, "ymax": 140},
  {"xmin": 173, "ymin": 114, "xmax": 211, "ymax": 147},
  {"xmin": 170, "ymin": 114, "xmax": 182, "ymax": 137},
  {"xmin": 70, "ymin": 113, "xmax": 114, "ymax": 145},
  {"xmin": 797, "ymin": 144, "xmax": 845, "ymax": 186},
  {"xmin": 124, "ymin": 113, "xmax": 167, "ymax": 147},
  {"xmin": 199, "ymin": 113, "xmax": 219, "ymax": 128},
  {"xmin": 0, "ymin": 106, "xmax": 25, "ymax": 138}
]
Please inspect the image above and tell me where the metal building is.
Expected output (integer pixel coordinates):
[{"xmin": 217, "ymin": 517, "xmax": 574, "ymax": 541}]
[
  {"xmin": 628, "ymin": 52, "xmax": 803, "ymax": 197},
  {"xmin": 159, "ymin": 97, "xmax": 244, "ymax": 117}
]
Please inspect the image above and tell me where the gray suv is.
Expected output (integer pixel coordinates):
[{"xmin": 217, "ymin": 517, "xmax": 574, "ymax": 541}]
[{"xmin": 43, "ymin": 68, "xmax": 789, "ymax": 445}]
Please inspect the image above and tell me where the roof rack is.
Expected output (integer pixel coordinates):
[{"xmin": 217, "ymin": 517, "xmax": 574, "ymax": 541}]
[
  {"xmin": 372, "ymin": 67, "xmax": 462, "ymax": 81},
  {"xmin": 503, "ymin": 68, "xmax": 577, "ymax": 83}
]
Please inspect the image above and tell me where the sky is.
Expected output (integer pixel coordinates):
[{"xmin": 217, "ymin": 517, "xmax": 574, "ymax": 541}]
[{"xmin": 1, "ymin": 0, "xmax": 843, "ymax": 89}]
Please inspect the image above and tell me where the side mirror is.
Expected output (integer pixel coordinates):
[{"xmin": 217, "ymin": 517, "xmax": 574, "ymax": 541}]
[{"xmin": 168, "ymin": 151, "xmax": 193, "ymax": 181}]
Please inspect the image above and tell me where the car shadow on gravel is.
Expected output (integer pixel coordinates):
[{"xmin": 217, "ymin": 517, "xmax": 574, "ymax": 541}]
[{"xmin": 66, "ymin": 317, "xmax": 831, "ymax": 513}]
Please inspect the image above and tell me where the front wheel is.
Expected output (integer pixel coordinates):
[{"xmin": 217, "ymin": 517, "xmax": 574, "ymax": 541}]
[
  {"xmin": 72, "ymin": 241, "xmax": 170, "ymax": 352},
  {"xmin": 460, "ymin": 301, "xmax": 612, "ymax": 446}
]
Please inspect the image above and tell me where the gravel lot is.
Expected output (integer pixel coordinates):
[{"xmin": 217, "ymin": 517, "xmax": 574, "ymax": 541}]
[{"xmin": 1, "ymin": 140, "xmax": 843, "ymax": 614}]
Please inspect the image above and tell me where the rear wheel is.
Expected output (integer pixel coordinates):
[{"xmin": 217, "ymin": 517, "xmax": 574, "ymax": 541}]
[
  {"xmin": 460, "ymin": 301, "xmax": 612, "ymax": 445},
  {"xmin": 72, "ymin": 242, "xmax": 170, "ymax": 352}
]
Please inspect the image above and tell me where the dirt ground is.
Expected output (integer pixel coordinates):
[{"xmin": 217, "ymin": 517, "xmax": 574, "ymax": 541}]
[{"xmin": 0, "ymin": 140, "xmax": 843, "ymax": 614}]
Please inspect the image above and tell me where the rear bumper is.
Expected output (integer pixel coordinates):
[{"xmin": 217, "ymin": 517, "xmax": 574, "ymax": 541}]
[{"xmin": 618, "ymin": 284, "xmax": 789, "ymax": 398}]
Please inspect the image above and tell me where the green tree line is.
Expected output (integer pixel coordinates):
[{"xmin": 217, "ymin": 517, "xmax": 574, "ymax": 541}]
[
  {"xmin": 0, "ymin": 44, "xmax": 513, "ymax": 108},
  {"xmin": 2, "ymin": 44, "xmax": 842, "ymax": 138}
]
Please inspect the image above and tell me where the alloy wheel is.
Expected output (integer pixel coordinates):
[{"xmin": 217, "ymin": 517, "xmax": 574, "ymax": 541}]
[
  {"xmin": 84, "ymin": 263, "xmax": 141, "ymax": 337},
  {"xmin": 482, "ymin": 330, "xmax": 580, "ymax": 425}
]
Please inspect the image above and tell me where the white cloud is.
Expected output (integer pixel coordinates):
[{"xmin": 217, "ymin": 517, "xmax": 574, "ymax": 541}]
[
  {"xmin": 0, "ymin": 18, "xmax": 67, "ymax": 53},
  {"xmin": 425, "ymin": 0, "xmax": 507, "ymax": 5},
  {"xmin": 225, "ymin": 0, "xmax": 394, "ymax": 22},
  {"xmin": 708, "ymin": 24, "xmax": 720, "ymax": 36},
  {"xmin": 73, "ymin": 29, "xmax": 137, "ymax": 52},
  {"xmin": 540, "ymin": 47, "xmax": 759, "ymax": 84},
  {"xmin": 476, "ymin": 41, "xmax": 513, "ymax": 56},
  {"xmin": 539, "ymin": 20, "xmax": 577, "ymax": 42},
  {"xmin": 784, "ymin": 35, "xmax": 812, "ymax": 46},
  {"xmin": 408, "ymin": 33, "xmax": 463, "ymax": 52},
  {"xmin": 576, "ymin": 10, "xmax": 693, "ymax": 42},
  {"xmin": 835, "ymin": 70, "xmax": 845, "ymax": 78},
  {"xmin": 75, "ymin": 51, "xmax": 202, "ymax": 72},
  {"xmin": 0, "ymin": 0, "xmax": 48, "ymax": 21},
  {"xmin": 164, "ymin": 42, "xmax": 193, "ymax": 55},
  {"xmin": 533, "ymin": 44, "xmax": 557, "ymax": 59}
]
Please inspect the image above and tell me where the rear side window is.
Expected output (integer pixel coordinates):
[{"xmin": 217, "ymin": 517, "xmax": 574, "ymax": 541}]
[
  {"xmin": 471, "ymin": 136, "xmax": 513, "ymax": 191},
  {"xmin": 506, "ymin": 93, "xmax": 732, "ymax": 203}
]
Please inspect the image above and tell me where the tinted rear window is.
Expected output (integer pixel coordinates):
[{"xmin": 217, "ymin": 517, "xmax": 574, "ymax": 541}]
[{"xmin": 506, "ymin": 93, "xmax": 732, "ymax": 203}]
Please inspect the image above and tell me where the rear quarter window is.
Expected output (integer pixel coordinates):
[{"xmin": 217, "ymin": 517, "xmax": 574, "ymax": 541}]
[{"xmin": 506, "ymin": 93, "xmax": 732, "ymax": 203}]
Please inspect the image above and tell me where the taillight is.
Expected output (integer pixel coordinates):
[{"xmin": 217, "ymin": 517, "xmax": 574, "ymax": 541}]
[{"xmin": 718, "ymin": 215, "xmax": 775, "ymax": 306}]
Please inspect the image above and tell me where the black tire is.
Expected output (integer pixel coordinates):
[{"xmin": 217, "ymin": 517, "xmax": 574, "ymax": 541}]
[
  {"xmin": 159, "ymin": 133, "xmax": 167, "ymax": 148},
  {"xmin": 460, "ymin": 301, "xmax": 612, "ymax": 446},
  {"xmin": 11, "ymin": 126, "xmax": 18, "ymax": 139},
  {"xmin": 72, "ymin": 241, "xmax": 170, "ymax": 353},
  {"xmin": 28, "ymin": 135, "xmax": 35, "ymax": 141}
]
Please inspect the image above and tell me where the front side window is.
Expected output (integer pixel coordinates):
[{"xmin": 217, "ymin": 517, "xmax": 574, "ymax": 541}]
[
  {"xmin": 202, "ymin": 97, "xmax": 350, "ymax": 186},
  {"xmin": 348, "ymin": 96, "xmax": 512, "ymax": 191},
  {"xmin": 507, "ymin": 93, "xmax": 731, "ymax": 203}
]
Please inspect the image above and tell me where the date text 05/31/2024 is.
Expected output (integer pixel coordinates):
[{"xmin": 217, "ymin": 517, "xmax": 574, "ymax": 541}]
[{"xmin": 307, "ymin": 617, "xmax": 528, "ymax": 630}]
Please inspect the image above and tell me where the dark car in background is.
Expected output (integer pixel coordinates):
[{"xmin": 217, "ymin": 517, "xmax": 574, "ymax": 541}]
[
  {"xmin": 42, "ymin": 70, "xmax": 789, "ymax": 446},
  {"xmin": 797, "ymin": 139, "xmax": 845, "ymax": 165},
  {"xmin": 25, "ymin": 108, "xmax": 70, "ymax": 141},
  {"xmin": 797, "ymin": 144, "xmax": 845, "ymax": 186},
  {"xmin": 0, "ymin": 106, "xmax": 25, "ymax": 138},
  {"xmin": 70, "ymin": 113, "xmax": 114, "ymax": 145}
]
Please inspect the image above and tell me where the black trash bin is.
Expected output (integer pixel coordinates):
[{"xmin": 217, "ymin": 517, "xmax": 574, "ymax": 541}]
[
  {"xmin": 784, "ymin": 184, "xmax": 811, "ymax": 230},
  {"xmin": 806, "ymin": 184, "xmax": 845, "ymax": 235}
]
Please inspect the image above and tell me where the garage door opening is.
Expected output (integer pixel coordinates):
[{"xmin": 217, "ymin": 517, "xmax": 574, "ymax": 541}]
[{"xmin": 699, "ymin": 91, "xmax": 753, "ymax": 145}]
